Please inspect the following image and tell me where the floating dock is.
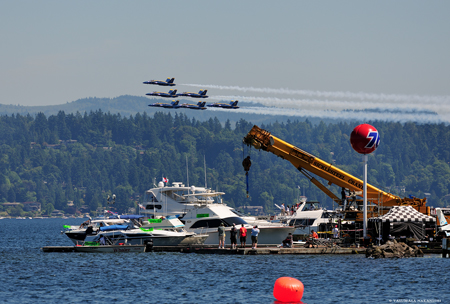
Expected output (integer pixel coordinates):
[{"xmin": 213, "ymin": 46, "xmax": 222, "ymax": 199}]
[
  {"xmin": 185, "ymin": 246, "xmax": 365, "ymax": 255},
  {"xmin": 42, "ymin": 245, "xmax": 366, "ymax": 255}
]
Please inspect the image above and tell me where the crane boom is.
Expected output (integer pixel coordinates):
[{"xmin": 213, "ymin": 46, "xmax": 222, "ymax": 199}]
[{"xmin": 243, "ymin": 125, "xmax": 427, "ymax": 208}]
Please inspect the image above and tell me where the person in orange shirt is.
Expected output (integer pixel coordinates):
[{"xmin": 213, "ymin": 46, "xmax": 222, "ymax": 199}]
[
  {"xmin": 239, "ymin": 224, "xmax": 247, "ymax": 248},
  {"xmin": 310, "ymin": 230, "xmax": 319, "ymax": 239}
]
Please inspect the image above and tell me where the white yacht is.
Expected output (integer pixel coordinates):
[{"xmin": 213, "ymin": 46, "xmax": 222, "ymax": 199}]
[
  {"xmin": 276, "ymin": 197, "xmax": 340, "ymax": 236},
  {"xmin": 141, "ymin": 181, "xmax": 295, "ymax": 245}
]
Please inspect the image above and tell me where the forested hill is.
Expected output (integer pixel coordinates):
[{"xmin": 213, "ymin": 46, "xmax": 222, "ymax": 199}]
[
  {"xmin": 1, "ymin": 110, "xmax": 449, "ymax": 217},
  {"xmin": 0, "ymin": 95, "xmax": 354, "ymax": 126}
]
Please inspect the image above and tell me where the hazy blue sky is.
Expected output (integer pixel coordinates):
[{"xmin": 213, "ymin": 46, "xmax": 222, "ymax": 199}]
[{"xmin": 1, "ymin": 1, "xmax": 449, "ymax": 122}]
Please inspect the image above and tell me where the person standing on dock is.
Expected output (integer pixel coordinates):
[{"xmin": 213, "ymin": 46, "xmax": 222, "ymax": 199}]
[
  {"xmin": 239, "ymin": 224, "xmax": 247, "ymax": 248},
  {"xmin": 251, "ymin": 225, "xmax": 260, "ymax": 249},
  {"xmin": 230, "ymin": 223, "xmax": 238, "ymax": 249},
  {"xmin": 218, "ymin": 223, "xmax": 226, "ymax": 249},
  {"xmin": 332, "ymin": 225, "xmax": 339, "ymax": 239}
]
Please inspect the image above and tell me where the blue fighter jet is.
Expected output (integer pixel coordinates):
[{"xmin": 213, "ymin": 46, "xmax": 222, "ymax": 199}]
[
  {"xmin": 146, "ymin": 89, "xmax": 178, "ymax": 98},
  {"xmin": 207, "ymin": 100, "xmax": 239, "ymax": 109},
  {"xmin": 177, "ymin": 89, "xmax": 208, "ymax": 98},
  {"xmin": 179, "ymin": 101, "xmax": 207, "ymax": 110},
  {"xmin": 148, "ymin": 100, "xmax": 180, "ymax": 109},
  {"xmin": 143, "ymin": 77, "xmax": 176, "ymax": 86}
]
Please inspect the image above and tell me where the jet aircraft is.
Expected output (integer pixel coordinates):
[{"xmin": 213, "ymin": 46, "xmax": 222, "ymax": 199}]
[
  {"xmin": 143, "ymin": 77, "xmax": 176, "ymax": 86},
  {"xmin": 177, "ymin": 90, "xmax": 208, "ymax": 98},
  {"xmin": 207, "ymin": 100, "xmax": 239, "ymax": 109},
  {"xmin": 148, "ymin": 100, "xmax": 180, "ymax": 109},
  {"xmin": 179, "ymin": 101, "xmax": 207, "ymax": 110},
  {"xmin": 146, "ymin": 89, "xmax": 178, "ymax": 98}
]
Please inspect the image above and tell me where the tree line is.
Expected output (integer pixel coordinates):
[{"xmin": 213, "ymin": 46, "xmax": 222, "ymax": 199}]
[{"xmin": 0, "ymin": 110, "xmax": 449, "ymax": 217}]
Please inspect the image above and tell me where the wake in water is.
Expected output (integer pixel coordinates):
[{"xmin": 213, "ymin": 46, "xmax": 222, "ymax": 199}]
[{"xmin": 181, "ymin": 83, "xmax": 450, "ymax": 123}]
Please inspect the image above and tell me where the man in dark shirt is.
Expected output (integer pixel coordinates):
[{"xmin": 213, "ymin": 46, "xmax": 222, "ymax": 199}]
[{"xmin": 230, "ymin": 223, "xmax": 238, "ymax": 249}]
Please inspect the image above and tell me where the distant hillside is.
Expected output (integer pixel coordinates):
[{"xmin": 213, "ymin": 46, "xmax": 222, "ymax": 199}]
[{"xmin": 0, "ymin": 95, "xmax": 347, "ymax": 126}]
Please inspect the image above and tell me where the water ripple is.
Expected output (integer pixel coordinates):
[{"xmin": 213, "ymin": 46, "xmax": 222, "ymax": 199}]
[{"xmin": 1, "ymin": 219, "xmax": 449, "ymax": 304}]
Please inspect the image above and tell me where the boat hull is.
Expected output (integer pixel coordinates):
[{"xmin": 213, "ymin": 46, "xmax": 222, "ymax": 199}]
[
  {"xmin": 65, "ymin": 231, "xmax": 88, "ymax": 245},
  {"xmin": 74, "ymin": 244, "xmax": 145, "ymax": 253},
  {"xmin": 121, "ymin": 230, "xmax": 203, "ymax": 246},
  {"xmin": 179, "ymin": 234, "xmax": 209, "ymax": 245},
  {"xmin": 192, "ymin": 226, "xmax": 296, "ymax": 245}
]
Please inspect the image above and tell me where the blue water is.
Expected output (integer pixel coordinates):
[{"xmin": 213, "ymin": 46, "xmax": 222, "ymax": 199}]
[{"xmin": 1, "ymin": 219, "xmax": 448, "ymax": 304}]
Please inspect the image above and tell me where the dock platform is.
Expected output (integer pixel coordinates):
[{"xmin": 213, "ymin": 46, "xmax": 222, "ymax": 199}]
[
  {"xmin": 42, "ymin": 245, "xmax": 366, "ymax": 255},
  {"xmin": 189, "ymin": 246, "xmax": 365, "ymax": 255}
]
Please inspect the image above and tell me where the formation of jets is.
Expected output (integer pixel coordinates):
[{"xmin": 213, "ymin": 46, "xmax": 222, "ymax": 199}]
[{"xmin": 144, "ymin": 77, "xmax": 239, "ymax": 110}]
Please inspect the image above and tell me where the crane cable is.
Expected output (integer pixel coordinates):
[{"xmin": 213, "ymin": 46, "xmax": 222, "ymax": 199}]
[{"xmin": 242, "ymin": 143, "xmax": 252, "ymax": 198}]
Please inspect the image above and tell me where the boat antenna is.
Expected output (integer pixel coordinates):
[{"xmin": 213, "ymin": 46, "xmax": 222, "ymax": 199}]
[
  {"xmin": 204, "ymin": 155, "xmax": 207, "ymax": 188},
  {"xmin": 186, "ymin": 155, "xmax": 189, "ymax": 188}
]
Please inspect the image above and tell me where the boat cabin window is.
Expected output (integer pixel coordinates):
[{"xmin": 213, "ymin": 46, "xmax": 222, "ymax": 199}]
[
  {"xmin": 166, "ymin": 191, "xmax": 186, "ymax": 201},
  {"xmin": 321, "ymin": 211, "xmax": 336, "ymax": 218},
  {"xmin": 221, "ymin": 217, "xmax": 247, "ymax": 226},
  {"xmin": 289, "ymin": 218, "xmax": 315, "ymax": 226},
  {"xmin": 145, "ymin": 204, "xmax": 162, "ymax": 210},
  {"xmin": 190, "ymin": 217, "xmax": 247, "ymax": 228},
  {"xmin": 190, "ymin": 219, "xmax": 223, "ymax": 229},
  {"xmin": 144, "ymin": 192, "xmax": 159, "ymax": 203}
]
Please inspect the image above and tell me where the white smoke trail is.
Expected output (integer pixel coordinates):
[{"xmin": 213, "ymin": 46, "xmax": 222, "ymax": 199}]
[
  {"xmin": 182, "ymin": 83, "xmax": 450, "ymax": 123},
  {"xmin": 182, "ymin": 83, "xmax": 450, "ymax": 105},
  {"xmin": 206, "ymin": 106, "xmax": 448, "ymax": 124},
  {"xmin": 209, "ymin": 95, "xmax": 450, "ymax": 114}
]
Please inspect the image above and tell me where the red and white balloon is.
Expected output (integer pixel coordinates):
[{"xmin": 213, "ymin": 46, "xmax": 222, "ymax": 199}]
[{"xmin": 350, "ymin": 124, "xmax": 380, "ymax": 154}]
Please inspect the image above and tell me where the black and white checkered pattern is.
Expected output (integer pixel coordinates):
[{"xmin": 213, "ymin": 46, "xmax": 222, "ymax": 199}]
[{"xmin": 369, "ymin": 206, "xmax": 436, "ymax": 223}]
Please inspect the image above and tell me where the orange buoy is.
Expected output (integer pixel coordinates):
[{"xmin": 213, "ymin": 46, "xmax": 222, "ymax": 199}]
[{"xmin": 273, "ymin": 277, "xmax": 304, "ymax": 303}]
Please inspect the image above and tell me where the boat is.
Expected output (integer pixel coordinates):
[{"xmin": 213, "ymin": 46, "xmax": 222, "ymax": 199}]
[
  {"xmin": 141, "ymin": 181, "xmax": 295, "ymax": 245},
  {"xmin": 74, "ymin": 243, "xmax": 146, "ymax": 253},
  {"xmin": 276, "ymin": 197, "xmax": 340, "ymax": 237},
  {"xmin": 62, "ymin": 217, "xmax": 133, "ymax": 245},
  {"xmin": 64, "ymin": 215, "xmax": 207, "ymax": 246},
  {"xmin": 138, "ymin": 216, "xmax": 208, "ymax": 245}
]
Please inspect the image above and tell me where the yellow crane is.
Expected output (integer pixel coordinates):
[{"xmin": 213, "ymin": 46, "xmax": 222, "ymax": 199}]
[{"xmin": 243, "ymin": 125, "xmax": 430, "ymax": 218}]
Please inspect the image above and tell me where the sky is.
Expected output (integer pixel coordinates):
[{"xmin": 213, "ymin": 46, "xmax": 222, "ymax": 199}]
[{"xmin": 1, "ymin": 1, "xmax": 450, "ymax": 122}]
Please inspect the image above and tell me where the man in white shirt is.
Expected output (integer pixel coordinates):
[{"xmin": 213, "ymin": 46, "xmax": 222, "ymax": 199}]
[{"xmin": 332, "ymin": 225, "xmax": 339, "ymax": 239}]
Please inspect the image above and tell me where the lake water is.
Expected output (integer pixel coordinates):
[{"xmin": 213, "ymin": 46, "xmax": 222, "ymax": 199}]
[{"xmin": 0, "ymin": 218, "xmax": 448, "ymax": 304}]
